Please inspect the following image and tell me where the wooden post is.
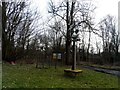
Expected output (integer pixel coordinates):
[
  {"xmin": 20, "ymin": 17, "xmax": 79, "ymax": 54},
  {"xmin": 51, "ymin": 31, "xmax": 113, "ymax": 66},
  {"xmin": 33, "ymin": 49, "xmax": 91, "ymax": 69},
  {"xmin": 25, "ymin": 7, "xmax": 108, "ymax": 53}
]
[{"xmin": 72, "ymin": 40, "xmax": 76, "ymax": 70}]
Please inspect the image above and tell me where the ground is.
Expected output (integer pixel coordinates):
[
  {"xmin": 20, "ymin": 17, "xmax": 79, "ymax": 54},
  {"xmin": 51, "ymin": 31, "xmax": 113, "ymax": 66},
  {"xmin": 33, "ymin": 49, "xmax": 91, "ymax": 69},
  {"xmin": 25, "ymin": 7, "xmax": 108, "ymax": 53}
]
[
  {"xmin": 2, "ymin": 63, "xmax": 119, "ymax": 88},
  {"xmin": 0, "ymin": 63, "xmax": 2, "ymax": 89}
]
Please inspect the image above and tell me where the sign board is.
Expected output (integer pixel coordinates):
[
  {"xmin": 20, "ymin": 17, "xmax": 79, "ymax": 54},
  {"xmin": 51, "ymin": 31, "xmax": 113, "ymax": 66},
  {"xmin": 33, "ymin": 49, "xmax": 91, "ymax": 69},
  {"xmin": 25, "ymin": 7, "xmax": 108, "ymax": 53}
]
[
  {"xmin": 58, "ymin": 53, "xmax": 62, "ymax": 59},
  {"xmin": 53, "ymin": 53, "xmax": 62, "ymax": 60},
  {"xmin": 53, "ymin": 53, "xmax": 57, "ymax": 59}
]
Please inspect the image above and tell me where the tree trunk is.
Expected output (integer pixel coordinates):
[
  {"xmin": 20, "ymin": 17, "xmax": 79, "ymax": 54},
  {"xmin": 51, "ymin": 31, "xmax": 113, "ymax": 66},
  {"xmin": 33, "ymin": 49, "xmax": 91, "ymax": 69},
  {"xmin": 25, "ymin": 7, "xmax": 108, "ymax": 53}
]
[
  {"xmin": 65, "ymin": 1, "xmax": 71, "ymax": 65},
  {"xmin": 72, "ymin": 40, "xmax": 76, "ymax": 70},
  {"xmin": 2, "ymin": 2, "xmax": 7, "ymax": 60},
  {"xmin": 87, "ymin": 30, "xmax": 91, "ymax": 63},
  {"xmin": 65, "ymin": 40, "xmax": 71, "ymax": 65},
  {"xmin": 65, "ymin": 1, "xmax": 75, "ymax": 65}
]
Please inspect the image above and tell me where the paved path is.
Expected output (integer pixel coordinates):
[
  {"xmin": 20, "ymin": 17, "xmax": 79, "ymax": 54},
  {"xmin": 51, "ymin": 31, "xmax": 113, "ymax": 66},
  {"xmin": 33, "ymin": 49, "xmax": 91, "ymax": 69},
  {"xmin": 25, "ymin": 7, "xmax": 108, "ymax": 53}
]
[{"xmin": 82, "ymin": 66, "xmax": 120, "ymax": 77}]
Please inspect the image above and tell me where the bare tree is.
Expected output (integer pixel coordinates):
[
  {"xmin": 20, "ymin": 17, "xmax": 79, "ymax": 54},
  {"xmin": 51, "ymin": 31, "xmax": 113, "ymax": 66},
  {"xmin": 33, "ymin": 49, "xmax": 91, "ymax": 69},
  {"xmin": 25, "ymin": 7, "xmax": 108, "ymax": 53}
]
[
  {"xmin": 48, "ymin": 0, "xmax": 96, "ymax": 65},
  {"xmin": 2, "ymin": 1, "xmax": 40, "ymax": 62},
  {"xmin": 48, "ymin": 20, "xmax": 64, "ymax": 51},
  {"xmin": 2, "ymin": 2, "xmax": 7, "ymax": 60},
  {"xmin": 99, "ymin": 15, "xmax": 119, "ymax": 64}
]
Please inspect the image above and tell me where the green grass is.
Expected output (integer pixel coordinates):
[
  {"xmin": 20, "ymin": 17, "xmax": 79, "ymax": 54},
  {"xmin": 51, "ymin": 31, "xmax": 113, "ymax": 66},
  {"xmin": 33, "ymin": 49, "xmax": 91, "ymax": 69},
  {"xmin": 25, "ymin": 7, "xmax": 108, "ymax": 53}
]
[
  {"xmin": 2, "ymin": 63, "xmax": 119, "ymax": 88},
  {"xmin": 0, "ymin": 63, "xmax": 2, "ymax": 89}
]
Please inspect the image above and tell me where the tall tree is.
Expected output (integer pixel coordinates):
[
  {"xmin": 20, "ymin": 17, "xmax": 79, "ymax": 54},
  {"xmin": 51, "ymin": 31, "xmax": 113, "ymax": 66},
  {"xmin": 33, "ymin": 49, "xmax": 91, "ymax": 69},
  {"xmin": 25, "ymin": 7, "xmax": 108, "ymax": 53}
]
[
  {"xmin": 2, "ymin": 1, "xmax": 40, "ymax": 62},
  {"xmin": 48, "ymin": 0, "xmax": 96, "ymax": 65},
  {"xmin": 2, "ymin": 2, "xmax": 7, "ymax": 60},
  {"xmin": 99, "ymin": 15, "xmax": 119, "ymax": 64},
  {"xmin": 49, "ymin": 20, "xmax": 64, "ymax": 52}
]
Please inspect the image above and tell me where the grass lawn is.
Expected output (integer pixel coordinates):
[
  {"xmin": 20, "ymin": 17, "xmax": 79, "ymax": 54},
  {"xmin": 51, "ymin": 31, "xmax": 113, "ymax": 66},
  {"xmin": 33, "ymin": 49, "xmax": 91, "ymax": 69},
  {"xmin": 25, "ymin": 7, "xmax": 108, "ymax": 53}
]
[
  {"xmin": 2, "ymin": 63, "xmax": 119, "ymax": 88},
  {"xmin": 0, "ymin": 63, "xmax": 2, "ymax": 89}
]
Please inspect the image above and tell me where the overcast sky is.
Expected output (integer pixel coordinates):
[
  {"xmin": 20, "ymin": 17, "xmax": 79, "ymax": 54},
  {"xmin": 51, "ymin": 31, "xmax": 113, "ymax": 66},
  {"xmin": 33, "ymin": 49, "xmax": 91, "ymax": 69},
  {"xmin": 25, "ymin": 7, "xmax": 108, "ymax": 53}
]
[
  {"xmin": 94, "ymin": 0, "xmax": 119, "ymax": 22},
  {"xmin": 0, "ymin": 0, "xmax": 119, "ymax": 53},
  {"xmin": 31, "ymin": 0, "xmax": 119, "ymax": 23},
  {"xmin": 29, "ymin": 0, "xmax": 120, "ymax": 52}
]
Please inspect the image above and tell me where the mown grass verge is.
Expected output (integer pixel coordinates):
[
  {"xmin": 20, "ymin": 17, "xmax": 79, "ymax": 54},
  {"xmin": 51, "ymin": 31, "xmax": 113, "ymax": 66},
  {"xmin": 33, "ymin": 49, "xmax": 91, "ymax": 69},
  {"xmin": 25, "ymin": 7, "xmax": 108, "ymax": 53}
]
[
  {"xmin": 0, "ymin": 63, "xmax": 2, "ymax": 90},
  {"xmin": 2, "ymin": 63, "xmax": 119, "ymax": 88}
]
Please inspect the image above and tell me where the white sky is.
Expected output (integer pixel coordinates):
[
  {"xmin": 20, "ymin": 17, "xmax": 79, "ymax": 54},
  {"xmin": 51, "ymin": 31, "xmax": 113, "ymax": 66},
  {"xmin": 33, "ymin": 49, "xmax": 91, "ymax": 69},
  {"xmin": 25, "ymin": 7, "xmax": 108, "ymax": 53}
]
[
  {"xmin": 0, "ymin": 0, "xmax": 119, "ymax": 53},
  {"xmin": 94, "ymin": 0, "xmax": 119, "ymax": 23},
  {"xmin": 30, "ymin": 0, "xmax": 120, "ymax": 52},
  {"xmin": 31, "ymin": 0, "xmax": 119, "ymax": 23}
]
